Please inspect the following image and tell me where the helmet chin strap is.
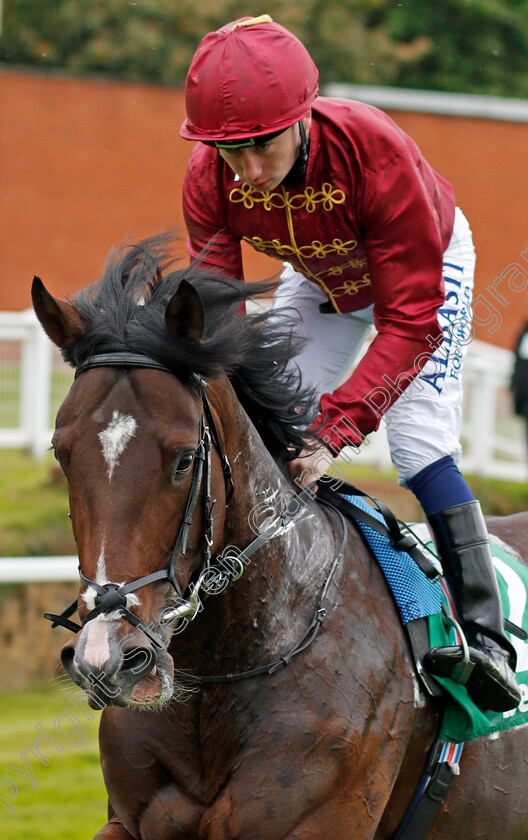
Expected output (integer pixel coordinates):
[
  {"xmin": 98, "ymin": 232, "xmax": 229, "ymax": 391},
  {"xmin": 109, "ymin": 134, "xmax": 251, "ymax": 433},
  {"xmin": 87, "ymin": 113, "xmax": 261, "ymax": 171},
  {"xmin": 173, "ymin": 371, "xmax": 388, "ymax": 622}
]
[{"xmin": 282, "ymin": 119, "xmax": 310, "ymax": 185}]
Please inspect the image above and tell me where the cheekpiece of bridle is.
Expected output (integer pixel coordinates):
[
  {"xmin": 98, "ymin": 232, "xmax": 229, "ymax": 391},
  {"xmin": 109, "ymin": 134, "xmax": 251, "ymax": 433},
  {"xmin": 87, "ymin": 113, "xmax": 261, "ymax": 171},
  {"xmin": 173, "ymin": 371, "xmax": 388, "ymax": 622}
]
[{"xmin": 44, "ymin": 352, "xmax": 234, "ymax": 651}]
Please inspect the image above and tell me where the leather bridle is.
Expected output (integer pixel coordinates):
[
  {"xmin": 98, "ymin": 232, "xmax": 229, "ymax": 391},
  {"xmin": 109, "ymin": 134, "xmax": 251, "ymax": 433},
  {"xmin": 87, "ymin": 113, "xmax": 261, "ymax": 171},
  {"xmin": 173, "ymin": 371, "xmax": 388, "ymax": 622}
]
[
  {"xmin": 44, "ymin": 351, "xmax": 345, "ymax": 679},
  {"xmin": 45, "ymin": 352, "xmax": 234, "ymax": 650}
]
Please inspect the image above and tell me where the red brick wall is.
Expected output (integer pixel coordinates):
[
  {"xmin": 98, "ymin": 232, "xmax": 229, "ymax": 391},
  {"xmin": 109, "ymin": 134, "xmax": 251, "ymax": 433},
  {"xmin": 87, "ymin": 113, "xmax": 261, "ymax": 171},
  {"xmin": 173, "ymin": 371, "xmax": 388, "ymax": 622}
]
[{"xmin": 2, "ymin": 67, "xmax": 527, "ymax": 349}]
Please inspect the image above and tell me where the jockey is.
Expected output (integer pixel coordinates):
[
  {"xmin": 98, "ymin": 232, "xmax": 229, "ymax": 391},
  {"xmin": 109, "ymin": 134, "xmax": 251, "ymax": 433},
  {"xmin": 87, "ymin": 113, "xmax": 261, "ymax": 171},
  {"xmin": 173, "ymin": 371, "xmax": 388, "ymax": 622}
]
[{"xmin": 180, "ymin": 15, "xmax": 520, "ymax": 712}]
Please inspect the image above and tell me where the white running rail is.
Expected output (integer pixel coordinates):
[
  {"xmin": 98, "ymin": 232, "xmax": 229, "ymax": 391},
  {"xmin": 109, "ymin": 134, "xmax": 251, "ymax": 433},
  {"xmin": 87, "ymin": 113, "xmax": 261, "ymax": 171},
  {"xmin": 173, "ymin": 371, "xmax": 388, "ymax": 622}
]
[{"xmin": 0, "ymin": 312, "xmax": 524, "ymax": 476}]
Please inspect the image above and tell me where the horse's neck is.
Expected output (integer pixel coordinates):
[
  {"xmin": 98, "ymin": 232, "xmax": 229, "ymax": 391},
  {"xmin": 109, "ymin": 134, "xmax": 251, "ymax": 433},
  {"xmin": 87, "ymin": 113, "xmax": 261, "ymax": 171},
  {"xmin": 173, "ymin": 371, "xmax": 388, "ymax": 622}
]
[
  {"xmin": 204, "ymin": 380, "xmax": 336, "ymax": 647},
  {"xmin": 216, "ymin": 378, "xmax": 308, "ymax": 556}
]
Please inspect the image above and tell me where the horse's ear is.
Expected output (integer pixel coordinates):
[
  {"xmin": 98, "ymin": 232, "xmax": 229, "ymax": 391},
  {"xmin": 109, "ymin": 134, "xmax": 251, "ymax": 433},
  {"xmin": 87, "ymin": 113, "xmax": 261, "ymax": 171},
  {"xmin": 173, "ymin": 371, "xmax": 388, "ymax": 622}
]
[
  {"xmin": 31, "ymin": 276, "xmax": 89, "ymax": 349},
  {"xmin": 164, "ymin": 279, "xmax": 205, "ymax": 343}
]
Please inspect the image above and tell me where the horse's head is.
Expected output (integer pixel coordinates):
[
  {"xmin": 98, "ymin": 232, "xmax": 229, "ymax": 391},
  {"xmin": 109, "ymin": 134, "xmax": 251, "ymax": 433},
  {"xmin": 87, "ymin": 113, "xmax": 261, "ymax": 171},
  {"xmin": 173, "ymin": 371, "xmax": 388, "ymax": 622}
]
[
  {"xmin": 33, "ymin": 275, "xmax": 232, "ymax": 708},
  {"xmin": 33, "ymin": 235, "xmax": 317, "ymax": 709}
]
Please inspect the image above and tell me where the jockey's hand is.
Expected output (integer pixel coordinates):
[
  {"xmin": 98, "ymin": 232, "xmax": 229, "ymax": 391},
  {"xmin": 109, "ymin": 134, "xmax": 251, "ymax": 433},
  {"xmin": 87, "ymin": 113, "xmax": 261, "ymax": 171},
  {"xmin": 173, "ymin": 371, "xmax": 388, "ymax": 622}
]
[{"xmin": 288, "ymin": 445, "xmax": 335, "ymax": 490}]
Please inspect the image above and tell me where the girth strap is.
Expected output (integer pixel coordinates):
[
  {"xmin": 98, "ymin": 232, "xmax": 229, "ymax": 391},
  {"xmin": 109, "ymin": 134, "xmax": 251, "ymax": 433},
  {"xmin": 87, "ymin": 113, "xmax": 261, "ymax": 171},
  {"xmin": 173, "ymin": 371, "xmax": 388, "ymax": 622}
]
[{"xmin": 393, "ymin": 739, "xmax": 463, "ymax": 839}]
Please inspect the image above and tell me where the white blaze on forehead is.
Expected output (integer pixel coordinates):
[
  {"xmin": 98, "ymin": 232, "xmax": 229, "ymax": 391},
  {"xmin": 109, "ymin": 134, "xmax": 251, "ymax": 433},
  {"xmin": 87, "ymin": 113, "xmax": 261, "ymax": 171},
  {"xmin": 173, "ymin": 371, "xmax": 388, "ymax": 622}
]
[{"xmin": 98, "ymin": 410, "xmax": 137, "ymax": 479}]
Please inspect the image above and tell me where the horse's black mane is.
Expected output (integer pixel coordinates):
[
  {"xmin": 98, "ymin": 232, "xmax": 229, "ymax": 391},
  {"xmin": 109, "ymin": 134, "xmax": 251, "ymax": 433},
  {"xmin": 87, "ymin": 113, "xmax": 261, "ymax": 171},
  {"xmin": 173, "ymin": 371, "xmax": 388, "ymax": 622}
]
[{"xmin": 64, "ymin": 234, "xmax": 320, "ymax": 460}]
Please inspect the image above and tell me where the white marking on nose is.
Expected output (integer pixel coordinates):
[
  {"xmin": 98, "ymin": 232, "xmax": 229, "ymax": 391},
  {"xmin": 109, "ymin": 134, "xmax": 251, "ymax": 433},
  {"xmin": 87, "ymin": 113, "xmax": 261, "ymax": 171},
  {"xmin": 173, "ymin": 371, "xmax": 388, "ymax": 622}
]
[
  {"xmin": 83, "ymin": 617, "xmax": 112, "ymax": 669},
  {"xmin": 98, "ymin": 410, "xmax": 137, "ymax": 479},
  {"xmin": 80, "ymin": 541, "xmax": 142, "ymax": 671},
  {"xmin": 80, "ymin": 586, "xmax": 141, "ymax": 666}
]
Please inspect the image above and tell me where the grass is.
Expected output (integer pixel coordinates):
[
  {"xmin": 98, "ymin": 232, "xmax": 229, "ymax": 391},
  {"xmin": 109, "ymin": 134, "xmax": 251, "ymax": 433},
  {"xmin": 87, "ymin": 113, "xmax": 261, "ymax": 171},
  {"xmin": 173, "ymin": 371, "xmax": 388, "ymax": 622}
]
[{"xmin": 0, "ymin": 683, "xmax": 107, "ymax": 840}]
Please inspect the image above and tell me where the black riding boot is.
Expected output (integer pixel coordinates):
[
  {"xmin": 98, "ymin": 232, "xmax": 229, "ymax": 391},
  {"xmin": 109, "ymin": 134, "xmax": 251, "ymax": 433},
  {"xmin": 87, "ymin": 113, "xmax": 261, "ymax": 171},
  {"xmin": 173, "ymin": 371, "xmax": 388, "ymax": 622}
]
[{"xmin": 424, "ymin": 500, "xmax": 521, "ymax": 712}]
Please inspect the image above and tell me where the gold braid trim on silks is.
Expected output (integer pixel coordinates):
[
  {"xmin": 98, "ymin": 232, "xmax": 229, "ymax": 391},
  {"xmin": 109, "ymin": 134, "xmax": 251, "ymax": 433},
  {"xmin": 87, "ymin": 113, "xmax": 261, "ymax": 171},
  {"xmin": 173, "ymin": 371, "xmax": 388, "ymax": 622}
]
[
  {"xmin": 310, "ymin": 271, "xmax": 372, "ymax": 311},
  {"xmin": 328, "ymin": 273, "xmax": 371, "ymax": 295},
  {"xmin": 243, "ymin": 236, "xmax": 361, "ymax": 261},
  {"xmin": 233, "ymin": 182, "xmax": 369, "ymax": 312},
  {"xmin": 229, "ymin": 183, "xmax": 346, "ymax": 212},
  {"xmin": 242, "ymin": 235, "xmax": 370, "ymax": 309}
]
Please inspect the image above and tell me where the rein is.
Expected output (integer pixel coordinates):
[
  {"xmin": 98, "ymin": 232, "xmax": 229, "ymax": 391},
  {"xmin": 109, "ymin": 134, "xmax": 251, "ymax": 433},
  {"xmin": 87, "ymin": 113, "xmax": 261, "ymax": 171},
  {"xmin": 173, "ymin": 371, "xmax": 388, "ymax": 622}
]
[{"xmin": 178, "ymin": 500, "xmax": 347, "ymax": 685}]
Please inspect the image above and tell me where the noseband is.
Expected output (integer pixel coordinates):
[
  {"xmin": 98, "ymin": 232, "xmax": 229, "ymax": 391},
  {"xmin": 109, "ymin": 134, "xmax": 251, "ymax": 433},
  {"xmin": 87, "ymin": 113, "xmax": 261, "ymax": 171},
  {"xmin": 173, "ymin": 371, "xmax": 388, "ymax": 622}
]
[{"xmin": 45, "ymin": 352, "xmax": 234, "ymax": 650}]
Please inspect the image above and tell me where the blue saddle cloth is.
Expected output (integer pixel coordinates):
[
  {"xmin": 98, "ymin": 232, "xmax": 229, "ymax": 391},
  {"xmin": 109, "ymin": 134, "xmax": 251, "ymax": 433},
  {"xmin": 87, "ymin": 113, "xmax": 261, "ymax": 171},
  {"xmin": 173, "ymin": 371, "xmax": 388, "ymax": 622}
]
[{"xmin": 344, "ymin": 495, "xmax": 443, "ymax": 624}]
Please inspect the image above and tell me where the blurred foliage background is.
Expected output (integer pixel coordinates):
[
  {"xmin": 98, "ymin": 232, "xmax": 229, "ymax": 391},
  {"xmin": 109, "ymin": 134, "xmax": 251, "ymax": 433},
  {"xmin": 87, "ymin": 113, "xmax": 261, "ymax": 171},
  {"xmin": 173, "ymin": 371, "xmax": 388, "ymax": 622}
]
[{"xmin": 2, "ymin": 0, "xmax": 528, "ymax": 96}]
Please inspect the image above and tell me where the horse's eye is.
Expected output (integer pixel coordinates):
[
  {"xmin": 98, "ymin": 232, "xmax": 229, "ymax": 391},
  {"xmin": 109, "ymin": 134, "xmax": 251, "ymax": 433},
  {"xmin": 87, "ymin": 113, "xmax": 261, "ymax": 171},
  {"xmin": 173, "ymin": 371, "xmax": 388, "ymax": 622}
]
[
  {"xmin": 51, "ymin": 442, "xmax": 68, "ymax": 472},
  {"xmin": 172, "ymin": 451, "xmax": 195, "ymax": 478}
]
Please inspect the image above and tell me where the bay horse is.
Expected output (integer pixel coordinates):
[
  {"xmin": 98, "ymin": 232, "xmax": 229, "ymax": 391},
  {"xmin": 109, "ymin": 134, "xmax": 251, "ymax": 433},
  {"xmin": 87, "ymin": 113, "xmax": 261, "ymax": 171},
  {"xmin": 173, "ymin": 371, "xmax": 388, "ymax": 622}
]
[{"xmin": 33, "ymin": 235, "xmax": 528, "ymax": 839}]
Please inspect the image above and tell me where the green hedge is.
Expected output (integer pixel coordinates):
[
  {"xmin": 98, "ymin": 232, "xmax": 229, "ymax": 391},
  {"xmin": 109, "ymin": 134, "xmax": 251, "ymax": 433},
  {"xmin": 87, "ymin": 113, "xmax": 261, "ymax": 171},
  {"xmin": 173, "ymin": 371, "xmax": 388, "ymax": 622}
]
[{"xmin": 2, "ymin": 0, "xmax": 528, "ymax": 96}]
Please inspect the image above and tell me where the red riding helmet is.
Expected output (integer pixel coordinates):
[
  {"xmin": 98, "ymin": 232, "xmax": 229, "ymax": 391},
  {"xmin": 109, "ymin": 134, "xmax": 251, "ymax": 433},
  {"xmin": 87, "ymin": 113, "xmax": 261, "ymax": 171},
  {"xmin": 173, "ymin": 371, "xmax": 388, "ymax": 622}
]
[{"xmin": 180, "ymin": 15, "xmax": 319, "ymax": 145}]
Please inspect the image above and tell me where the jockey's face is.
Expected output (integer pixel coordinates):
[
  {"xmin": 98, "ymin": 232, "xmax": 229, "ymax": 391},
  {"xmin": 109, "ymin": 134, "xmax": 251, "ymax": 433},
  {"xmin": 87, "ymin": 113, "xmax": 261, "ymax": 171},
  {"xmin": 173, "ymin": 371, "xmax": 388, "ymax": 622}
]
[{"xmin": 219, "ymin": 113, "xmax": 311, "ymax": 192}]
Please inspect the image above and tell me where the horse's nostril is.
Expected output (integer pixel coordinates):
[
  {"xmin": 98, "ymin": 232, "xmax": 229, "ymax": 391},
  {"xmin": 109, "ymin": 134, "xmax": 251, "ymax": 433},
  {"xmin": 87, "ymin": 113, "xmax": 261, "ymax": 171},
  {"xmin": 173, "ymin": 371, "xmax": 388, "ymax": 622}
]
[
  {"xmin": 60, "ymin": 645, "xmax": 75, "ymax": 675},
  {"xmin": 121, "ymin": 646, "xmax": 156, "ymax": 678}
]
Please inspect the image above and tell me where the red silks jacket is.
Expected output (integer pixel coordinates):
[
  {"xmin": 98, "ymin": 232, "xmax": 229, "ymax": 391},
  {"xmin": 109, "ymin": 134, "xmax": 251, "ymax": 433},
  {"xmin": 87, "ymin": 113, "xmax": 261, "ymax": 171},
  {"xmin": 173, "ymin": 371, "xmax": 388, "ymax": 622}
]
[{"xmin": 183, "ymin": 98, "xmax": 455, "ymax": 452}]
